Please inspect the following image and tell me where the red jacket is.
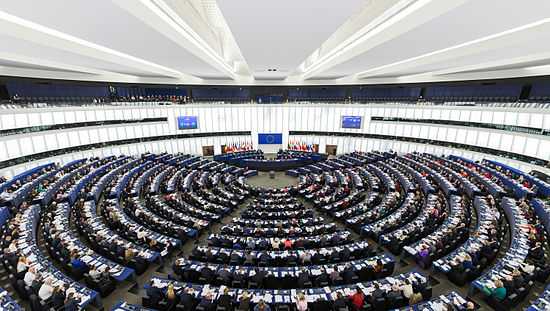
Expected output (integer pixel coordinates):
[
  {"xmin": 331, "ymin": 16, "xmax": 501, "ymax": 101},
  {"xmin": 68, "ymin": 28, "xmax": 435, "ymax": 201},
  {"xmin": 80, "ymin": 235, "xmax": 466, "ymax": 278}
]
[{"xmin": 349, "ymin": 292, "xmax": 365, "ymax": 309}]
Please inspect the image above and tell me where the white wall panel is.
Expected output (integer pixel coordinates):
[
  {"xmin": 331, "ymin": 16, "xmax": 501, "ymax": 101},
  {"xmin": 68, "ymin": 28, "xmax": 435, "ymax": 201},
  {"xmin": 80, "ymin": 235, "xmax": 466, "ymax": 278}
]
[
  {"xmin": 500, "ymin": 134, "xmax": 513, "ymax": 151},
  {"xmin": 512, "ymin": 136, "xmax": 526, "ymax": 154},
  {"xmin": 419, "ymin": 126, "xmax": 429, "ymax": 139},
  {"xmin": 0, "ymin": 141, "xmax": 7, "ymax": 160},
  {"xmin": 458, "ymin": 110, "xmax": 469, "ymax": 122},
  {"xmin": 78, "ymin": 130, "xmax": 90, "ymax": 145},
  {"xmin": 488, "ymin": 133, "xmax": 501, "ymax": 149},
  {"xmin": 44, "ymin": 134, "xmax": 58, "ymax": 150},
  {"xmin": 15, "ymin": 114, "xmax": 29, "ymax": 128},
  {"xmin": 5, "ymin": 139, "xmax": 20, "ymax": 158},
  {"xmin": 477, "ymin": 131, "xmax": 489, "ymax": 147},
  {"xmin": 19, "ymin": 137, "xmax": 33, "ymax": 156},
  {"xmin": 1, "ymin": 104, "xmax": 550, "ymax": 166},
  {"xmin": 505, "ymin": 112, "xmax": 517, "ymax": 125},
  {"xmin": 1, "ymin": 115, "xmax": 14, "ymax": 129},
  {"xmin": 470, "ymin": 111, "xmax": 482, "ymax": 123},
  {"xmin": 493, "ymin": 111, "xmax": 505, "ymax": 124},
  {"xmin": 56, "ymin": 132, "xmax": 69, "ymax": 149},
  {"xmin": 42, "ymin": 112, "xmax": 55, "ymax": 125},
  {"xmin": 517, "ymin": 113, "xmax": 530, "ymax": 127},
  {"xmin": 466, "ymin": 130, "xmax": 477, "ymax": 145}
]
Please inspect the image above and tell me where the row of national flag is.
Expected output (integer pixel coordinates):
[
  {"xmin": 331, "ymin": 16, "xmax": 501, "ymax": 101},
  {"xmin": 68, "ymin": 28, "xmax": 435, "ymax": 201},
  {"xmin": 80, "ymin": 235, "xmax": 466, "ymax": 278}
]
[
  {"xmin": 224, "ymin": 141, "xmax": 253, "ymax": 153},
  {"xmin": 288, "ymin": 140, "xmax": 315, "ymax": 152}
]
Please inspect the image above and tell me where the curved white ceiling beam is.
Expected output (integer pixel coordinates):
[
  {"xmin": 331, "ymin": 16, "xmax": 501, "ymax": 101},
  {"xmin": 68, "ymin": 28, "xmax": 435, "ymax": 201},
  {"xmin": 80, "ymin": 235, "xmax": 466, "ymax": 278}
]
[
  {"xmin": 199, "ymin": 0, "xmax": 252, "ymax": 76},
  {"xmin": 355, "ymin": 65, "xmax": 550, "ymax": 85},
  {"xmin": 429, "ymin": 52, "xmax": 550, "ymax": 77},
  {"xmin": 290, "ymin": 0, "xmax": 469, "ymax": 81},
  {"xmin": 354, "ymin": 18, "xmax": 550, "ymax": 79},
  {"xmin": 0, "ymin": 10, "xmax": 200, "ymax": 81},
  {"xmin": 0, "ymin": 52, "xmax": 142, "ymax": 78},
  {"xmin": 113, "ymin": 0, "xmax": 252, "ymax": 81},
  {"xmin": 0, "ymin": 66, "xmax": 180, "ymax": 84}
]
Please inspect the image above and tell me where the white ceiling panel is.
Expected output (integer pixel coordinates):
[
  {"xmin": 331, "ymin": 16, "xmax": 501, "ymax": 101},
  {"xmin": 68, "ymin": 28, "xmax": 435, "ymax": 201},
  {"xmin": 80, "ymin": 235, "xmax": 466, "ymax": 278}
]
[
  {"xmin": 1, "ymin": 0, "xmax": 550, "ymax": 85},
  {"xmin": 0, "ymin": 34, "xmax": 161, "ymax": 77},
  {"xmin": 1, "ymin": 0, "xmax": 224, "ymax": 78},
  {"xmin": 217, "ymin": 0, "xmax": 365, "ymax": 78},
  {"xmin": 320, "ymin": 0, "xmax": 550, "ymax": 78},
  {"xmin": 372, "ymin": 33, "xmax": 550, "ymax": 78}
]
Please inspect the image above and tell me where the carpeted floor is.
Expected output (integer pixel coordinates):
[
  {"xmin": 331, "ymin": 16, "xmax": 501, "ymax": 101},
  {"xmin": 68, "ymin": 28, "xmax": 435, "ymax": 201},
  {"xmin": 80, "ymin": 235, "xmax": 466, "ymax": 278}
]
[{"xmin": 245, "ymin": 171, "xmax": 298, "ymax": 188}]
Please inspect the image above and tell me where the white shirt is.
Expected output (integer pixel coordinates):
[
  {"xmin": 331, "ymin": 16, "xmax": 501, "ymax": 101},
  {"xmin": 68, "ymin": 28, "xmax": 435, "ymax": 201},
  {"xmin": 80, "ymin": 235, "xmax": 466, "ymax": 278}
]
[
  {"xmin": 523, "ymin": 264, "xmax": 535, "ymax": 274},
  {"xmin": 16, "ymin": 261, "xmax": 27, "ymax": 273},
  {"xmin": 24, "ymin": 271, "xmax": 36, "ymax": 287},
  {"xmin": 89, "ymin": 269, "xmax": 102, "ymax": 281},
  {"xmin": 137, "ymin": 231, "xmax": 146, "ymax": 240},
  {"xmin": 38, "ymin": 283, "xmax": 54, "ymax": 301},
  {"xmin": 402, "ymin": 284, "xmax": 414, "ymax": 298}
]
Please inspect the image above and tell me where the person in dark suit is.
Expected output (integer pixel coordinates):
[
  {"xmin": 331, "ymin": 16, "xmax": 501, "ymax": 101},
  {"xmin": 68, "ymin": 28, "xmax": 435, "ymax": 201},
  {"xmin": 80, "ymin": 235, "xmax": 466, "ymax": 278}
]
[
  {"xmin": 217, "ymin": 288, "xmax": 234, "ymax": 310},
  {"xmin": 230, "ymin": 252, "xmax": 242, "ymax": 264},
  {"xmin": 51, "ymin": 285, "xmax": 66, "ymax": 310},
  {"xmin": 340, "ymin": 248, "xmax": 351, "ymax": 261},
  {"xmin": 197, "ymin": 292, "xmax": 215, "ymax": 311},
  {"xmin": 332, "ymin": 292, "xmax": 348, "ymax": 310},
  {"xmin": 64, "ymin": 292, "xmax": 79, "ymax": 311},
  {"xmin": 315, "ymin": 272, "xmax": 329, "ymax": 287},
  {"xmin": 342, "ymin": 265, "xmax": 356, "ymax": 283},
  {"xmin": 244, "ymin": 253, "xmax": 255, "ymax": 265},
  {"xmin": 146, "ymin": 283, "xmax": 163, "ymax": 306},
  {"xmin": 251, "ymin": 268, "xmax": 266, "ymax": 288},
  {"xmin": 180, "ymin": 287, "xmax": 197, "ymax": 310},
  {"xmin": 232, "ymin": 268, "xmax": 246, "ymax": 287},
  {"xmin": 480, "ymin": 240, "xmax": 495, "ymax": 258},
  {"xmin": 512, "ymin": 269, "xmax": 525, "ymax": 289},
  {"xmin": 201, "ymin": 266, "xmax": 215, "ymax": 283},
  {"xmin": 386, "ymin": 284, "xmax": 402, "ymax": 301},
  {"xmin": 297, "ymin": 270, "xmax": 311, "ymax": 288},
  {"xmin": 258, "ymin": 253, "xmax": 270, "ymax": 265},
  {"xmin": 530, "ymin": 242, "xmax": 545, "ymax": 262},
  {"xmin": 502, "ymin": 275, "xmax": 514, "ymax": 294},
  {"xmin": 369, "ymin": 283, "xmax": 385, "ymax": 304},
  {"xmin": 218, "ymin": 266, "xmax": 233, "ymax": 285}
]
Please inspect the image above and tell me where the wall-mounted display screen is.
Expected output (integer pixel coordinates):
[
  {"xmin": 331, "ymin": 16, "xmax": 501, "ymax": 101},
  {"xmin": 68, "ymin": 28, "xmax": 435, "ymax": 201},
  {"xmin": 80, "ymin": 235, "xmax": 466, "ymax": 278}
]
[
  {"xmin": 258, "ymin": 133, "xmax": 283, "ymax": 144},
  {"xmin": 342, "ymin": 116, "xmax": 362, "ymax": 129},
  {"xmin": 177, "ymin": 116, "xmax": 198, "ymax": 130}
]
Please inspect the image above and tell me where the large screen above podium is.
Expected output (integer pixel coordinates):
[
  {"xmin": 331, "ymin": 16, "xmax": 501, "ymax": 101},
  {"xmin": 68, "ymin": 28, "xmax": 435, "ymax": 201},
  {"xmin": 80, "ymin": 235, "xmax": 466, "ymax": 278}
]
[{"xmin": 258, "ymin": 133, "xmax": 283, "ymax": 144}]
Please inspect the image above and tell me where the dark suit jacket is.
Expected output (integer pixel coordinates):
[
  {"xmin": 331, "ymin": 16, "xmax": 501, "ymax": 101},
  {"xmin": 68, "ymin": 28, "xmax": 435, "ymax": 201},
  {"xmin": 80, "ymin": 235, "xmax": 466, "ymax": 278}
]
[
  {"xmin": 52, "ymin": 291, "xmax": 66, "ymax": 309},
  {"xmin": 198, "ymin": 298, "xmax": 215, "ymax": 311},
  {"xmin": 64, "ymin": 298, "xmax": 79, "ymax": 311},
  {"xmin": 146, "ymin": 286, "xmax": 162, "ymax": 301},
  {"xmin": 180, "ymin": 293, "xmax": 196, "ymax": 310},
  {"xmin": 217, "ymin": 294, "xmax": 233, "ymax": 308}
]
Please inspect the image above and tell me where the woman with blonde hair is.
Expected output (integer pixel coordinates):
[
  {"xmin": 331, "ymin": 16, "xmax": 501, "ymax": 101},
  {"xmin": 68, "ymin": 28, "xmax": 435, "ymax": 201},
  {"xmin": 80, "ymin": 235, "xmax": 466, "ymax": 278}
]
[
  {"xmin": 166, "ymin": 283, "xmax": 178, "ymax": 305},
  {"xmin": 295, "ymin": 292, "xmax": 308, "ymax": 311},
  {"xmin": 482, "ymin": 279, "xmax": 507, "ymax": 301},
  {"xmin": 238, "ymin": 291, "xmax": 251, "ymax": 311}
]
